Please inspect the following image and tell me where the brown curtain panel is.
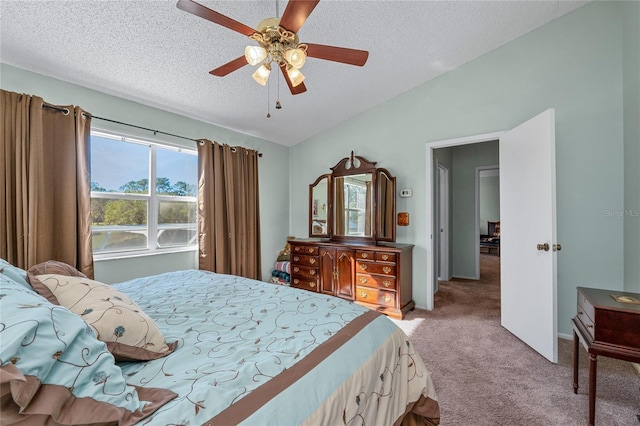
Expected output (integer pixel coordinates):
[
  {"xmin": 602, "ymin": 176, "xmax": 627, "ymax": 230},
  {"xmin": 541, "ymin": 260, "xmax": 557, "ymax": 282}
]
[
  {"xmin": 0, "ymin": 90, "xmax": 94, "ymax": 277},
  {"xmin": 197, "ymin": 140, "xmax": 261, "ymax": 280}
]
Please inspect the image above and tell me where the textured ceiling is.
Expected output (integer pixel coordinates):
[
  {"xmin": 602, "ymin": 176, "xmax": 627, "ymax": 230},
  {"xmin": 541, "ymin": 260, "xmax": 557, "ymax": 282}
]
[{"xmin": 0, "ymin": 0, "xmax": 589, "ymax": 146}]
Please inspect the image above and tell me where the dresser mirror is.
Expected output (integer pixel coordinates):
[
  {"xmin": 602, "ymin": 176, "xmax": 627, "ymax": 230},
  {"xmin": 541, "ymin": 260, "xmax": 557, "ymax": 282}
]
[
  {"xmin": 308, "ymin": 152, "xmax": 396, "ymax": 243},
  {"xmin": 309, "ymin": 174, "xmax": 330, "ymax": 237}
]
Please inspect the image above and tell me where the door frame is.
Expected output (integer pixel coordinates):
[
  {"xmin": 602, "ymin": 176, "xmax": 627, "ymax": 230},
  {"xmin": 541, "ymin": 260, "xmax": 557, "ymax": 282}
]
[
  {"xmin": 425, "ymin": 131, "xmax": 504, "ymax": 310},
  {"xmin": 436, "ymin": 163, "xmax": 450, "ymax": 281},
  {"xmin": 476, "ymin": 165, "xmax": 500, "ymax": 277}
]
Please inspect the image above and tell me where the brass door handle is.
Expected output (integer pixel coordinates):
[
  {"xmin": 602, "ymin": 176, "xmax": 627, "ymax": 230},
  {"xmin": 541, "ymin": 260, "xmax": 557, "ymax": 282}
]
[
  {"xmin": 553, "ymin": 244, "xmax": 562, "ymax": 252},
  {"xmin": 537, "ymin": 243, "xmax": 550, "ymax": 251}
]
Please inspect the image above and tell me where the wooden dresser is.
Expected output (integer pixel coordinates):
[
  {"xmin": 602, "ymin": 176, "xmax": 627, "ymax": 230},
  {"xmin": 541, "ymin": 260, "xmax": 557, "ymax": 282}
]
[
  {"xmin": 572, "ymin": 286, "xmax": 640, "ymax": 425},
  {"xmin": 289, "ymin": 240, "xmax": 414, "ymax": 319}
]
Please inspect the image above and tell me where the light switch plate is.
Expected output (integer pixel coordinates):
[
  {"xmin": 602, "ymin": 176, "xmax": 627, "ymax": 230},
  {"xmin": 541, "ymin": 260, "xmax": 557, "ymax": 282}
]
[{"xmin": 400, "ymin": 189, "xmax": 412, "ymax": 198}]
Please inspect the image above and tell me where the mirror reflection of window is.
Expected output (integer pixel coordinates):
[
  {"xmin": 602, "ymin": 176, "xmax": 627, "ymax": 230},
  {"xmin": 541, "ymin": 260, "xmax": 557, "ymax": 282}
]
[{"xmin": 337, "ymin": 174, "xmax": 372, "ymax": 236}]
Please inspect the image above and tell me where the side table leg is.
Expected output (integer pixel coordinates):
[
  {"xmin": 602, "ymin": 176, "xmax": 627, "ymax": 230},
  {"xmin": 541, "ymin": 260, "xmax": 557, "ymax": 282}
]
[
  {"xmin": 573, "ymin": 330, "xmax": 579, "ymax": 394},
  {"xmin": 588, "ymin": 353, "xmax": 597, "ymax": 426}
]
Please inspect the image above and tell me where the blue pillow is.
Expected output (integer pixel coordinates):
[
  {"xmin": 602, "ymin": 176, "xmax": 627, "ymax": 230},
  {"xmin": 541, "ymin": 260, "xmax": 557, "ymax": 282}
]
[
  {"xmin": 0, "ymin": 275, "xmax": 177, "ymax": 424},
  {"xmin": 0, "ymin": 258, "xmax": 33, "ymax": 291}
]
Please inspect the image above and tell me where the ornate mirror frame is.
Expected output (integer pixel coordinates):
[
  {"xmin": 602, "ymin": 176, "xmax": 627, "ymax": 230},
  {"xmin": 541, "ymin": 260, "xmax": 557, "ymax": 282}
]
[
  {"xmin": 308, "ymin": 152, "xmax": 396, "ymax": 244},
  {"xmin": 309, "ymin": 174, "xmax": 331, "ymax": 238}
]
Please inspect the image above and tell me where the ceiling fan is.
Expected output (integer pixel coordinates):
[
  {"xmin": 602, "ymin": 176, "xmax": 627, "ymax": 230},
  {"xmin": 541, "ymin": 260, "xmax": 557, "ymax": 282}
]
[{"xmin": 176, "ymin": 0, "xmax": 369, "ymax": 95}]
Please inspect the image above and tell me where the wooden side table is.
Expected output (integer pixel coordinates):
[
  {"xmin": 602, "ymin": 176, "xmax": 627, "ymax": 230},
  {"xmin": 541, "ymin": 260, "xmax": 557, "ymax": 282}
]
[{"xmin": 572, "ymin": 287, "xmax": 640, "ymax": 425}]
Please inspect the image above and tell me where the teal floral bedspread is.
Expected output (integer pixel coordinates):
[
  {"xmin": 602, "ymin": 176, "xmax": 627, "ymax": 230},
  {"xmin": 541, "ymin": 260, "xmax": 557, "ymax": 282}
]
[{"xmin": 112, "ymin": 270, "xmax": 439, "ymax": 425}]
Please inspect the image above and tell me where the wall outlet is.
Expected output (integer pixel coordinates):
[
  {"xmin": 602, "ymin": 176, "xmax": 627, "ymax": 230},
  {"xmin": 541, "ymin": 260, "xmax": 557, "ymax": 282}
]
[{"xmin": 400, "ymin": 189, "xmax": 412, "ymax": 197}]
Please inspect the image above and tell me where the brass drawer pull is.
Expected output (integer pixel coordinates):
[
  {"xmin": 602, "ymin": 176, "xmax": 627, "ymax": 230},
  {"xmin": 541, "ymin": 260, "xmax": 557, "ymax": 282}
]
[
  {"xmin": 359, "ymin": 277, "xmax": 367, "ymax": 284},
  {"xmin": 293, "ymin": 256, "xmax": 299, "ymax": 262},
  {"xmin": 383, "ymin": 280, "xmax": 391, "ymax": 288},
  {"xmin": 383, "ymin": 267, "xmax": 391, "ymax": 274},
  {"xmin": 310, "ymin": 270, "xmax": 316, "ymax": 276},
  {"xmin": 294, "ymin": 279, "xmax": 299, "ymax": 284},
  {"xmin": 361, "ymin": 253, "xmax": 368, "ymax": 259},
  {"xmin": 381, "ymin": 254, "xmax": 389, "ymax": 261},
  {"xmin": 294, "ymin": 247, "xmax": 301, "ymax": 252},
  {"xmin": 310, "ymin": 282, "xmax": 316, "ymax": 288},
  {"xmin": 308, "ymin": 248, "xmax": 314, "ymax": 253},
  {"xmin": 360, "ymin": 291, "xmax": 368, "ymax": 299},
  {"xmin": 384, "ymin": 294, "xmax": 391, "ymax": 303},
  {"xmin": 360, "ymin": 264, "xmax": 367, "ymax": 271},
  {"xmin": 309, "ymin": 258, "xmax": 316, "ymax": 265},
  {"xmin": 293, "ymin": 267, "xmax": 299, "ymax": 272}
]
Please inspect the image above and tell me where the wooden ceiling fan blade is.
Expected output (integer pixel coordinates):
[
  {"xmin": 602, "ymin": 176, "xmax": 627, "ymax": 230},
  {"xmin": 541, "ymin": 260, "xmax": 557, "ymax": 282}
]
[
  {"xmin": 306, "ymin": 43, "xmax": 369, "ymax": 66},
  {"xmin": 279, "ymin": 0, "xmax": 320, "ymax": 33},
  {"xmin": 177, "ymin": 0, "xmax": 256, "ymax": 37},
  {"xmin": 279, "ymin": 63, "xmax": 307, "ymax": 95},
  {"xmin": 210, "ymin": 56, "xmax": 249, "ymax": 76}
]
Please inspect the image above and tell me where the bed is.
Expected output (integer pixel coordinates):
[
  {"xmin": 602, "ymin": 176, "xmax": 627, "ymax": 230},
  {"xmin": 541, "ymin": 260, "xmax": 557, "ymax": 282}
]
[{"xmin": 1, "ymin": 258, "xmax": 440, "ymax": 425}]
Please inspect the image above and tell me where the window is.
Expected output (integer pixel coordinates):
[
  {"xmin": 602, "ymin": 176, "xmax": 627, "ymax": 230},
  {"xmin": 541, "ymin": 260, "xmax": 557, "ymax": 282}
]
[{"xmin": 90, "ymin": 131, "xmax": 197, "ymax": 257}]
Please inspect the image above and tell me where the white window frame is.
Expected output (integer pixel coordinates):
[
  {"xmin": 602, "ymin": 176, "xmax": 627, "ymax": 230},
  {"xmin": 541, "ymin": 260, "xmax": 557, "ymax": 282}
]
[{"xmin": 90, "ymin": 130, "xmax": 198, "ymax": 260}]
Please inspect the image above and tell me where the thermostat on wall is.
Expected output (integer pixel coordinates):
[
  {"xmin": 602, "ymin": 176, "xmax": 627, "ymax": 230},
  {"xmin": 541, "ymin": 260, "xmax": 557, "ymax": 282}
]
[{"xmin": 399, "ymin": 189, "xmax": 412, "ymax": 198}]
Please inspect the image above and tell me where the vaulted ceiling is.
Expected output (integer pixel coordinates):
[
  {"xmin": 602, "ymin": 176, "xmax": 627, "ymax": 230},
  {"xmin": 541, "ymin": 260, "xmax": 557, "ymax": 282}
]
[{"xmin": 0, "ymin": 1, "xmax": 589, "ymax": 146}]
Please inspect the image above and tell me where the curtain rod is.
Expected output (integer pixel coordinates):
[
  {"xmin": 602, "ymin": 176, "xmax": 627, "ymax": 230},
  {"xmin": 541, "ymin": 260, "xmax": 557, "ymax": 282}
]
[{"xmin": 42, "ymin": 103, "xmax": 262, "ymax": 157}]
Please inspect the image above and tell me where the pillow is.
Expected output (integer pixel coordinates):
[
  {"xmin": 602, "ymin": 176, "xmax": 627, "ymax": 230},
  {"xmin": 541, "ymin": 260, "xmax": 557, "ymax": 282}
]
[
  {"xmin": 0, "ymin": 275, "xmax": 177, "ymax": 425},
  {"xmin": 27, "ymin": 272, "xmax": 177, "ymax": 362},
  {"xmin": 0, "ymin": 258, "xmax": 33, "ymax": 291},
  {"xmin": 25, "ymin": 260, "xmax": 87, "ymax": 303}
]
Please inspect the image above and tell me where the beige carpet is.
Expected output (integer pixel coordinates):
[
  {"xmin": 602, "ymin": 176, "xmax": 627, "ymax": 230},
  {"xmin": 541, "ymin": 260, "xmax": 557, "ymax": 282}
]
[{"xmin": 393, "ymin": 254, "xmax": 640, "ymax": 425}]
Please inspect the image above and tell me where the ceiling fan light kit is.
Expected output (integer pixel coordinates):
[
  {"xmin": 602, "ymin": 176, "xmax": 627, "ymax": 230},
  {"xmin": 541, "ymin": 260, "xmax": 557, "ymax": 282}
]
[
  {"xmin": 176, "ymin": 0, "xmax": 369, "ymax": 95},
  {"xmin": 252, "ymin": 63, "xmax": 272, "ymax": 86}
]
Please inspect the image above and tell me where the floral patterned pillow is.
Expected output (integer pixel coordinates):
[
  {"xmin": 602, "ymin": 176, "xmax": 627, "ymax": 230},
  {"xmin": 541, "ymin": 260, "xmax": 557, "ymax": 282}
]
[
  {"xmin": 27, "ymin": 271, "xmax": 177, "ymax": 362},
  {"xmin": 0, "ymin": 274, "xmax": 177, "ymax": 424}
]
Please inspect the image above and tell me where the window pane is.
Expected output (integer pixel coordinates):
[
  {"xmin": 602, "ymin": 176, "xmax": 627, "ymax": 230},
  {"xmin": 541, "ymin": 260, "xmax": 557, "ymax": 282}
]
[
  {"xmin": 91, "ymin": 199, "xmax": 148, "ymax": 253},
  {"xmin": 156, "ymin": 148, "xmax": 197, "ymax": 196},
  {"xmin": 91, "ymin": 135, "xmax": 149, "ymax": 194},
  {"xmin": 157, "ymin": 200, "xmax": 197, "ymax": 247}
]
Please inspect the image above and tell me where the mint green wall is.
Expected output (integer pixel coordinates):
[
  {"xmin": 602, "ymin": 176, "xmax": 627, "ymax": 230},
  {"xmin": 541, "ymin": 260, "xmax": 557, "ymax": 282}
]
[
  {"xmin": 623, "ymin": 1, "xmax": 640, "ymax": 293},
  {"xmin": 451, "ymin": 142, "xmax": 499, "ymax": 279},
  {"xmin": 480, "ymin": 175, "xmax": 500, "ymax": 236},
  {"xmin": 290, "ymin": 1, "xmax": 629, "ymax": 336},
  {"xmin": 0, "ymin": 64, "xmax": 290, "ymax": 284}
]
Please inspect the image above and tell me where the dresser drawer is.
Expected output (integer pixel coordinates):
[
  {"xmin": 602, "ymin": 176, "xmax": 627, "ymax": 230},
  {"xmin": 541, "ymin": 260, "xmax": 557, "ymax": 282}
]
[
  {"xmin": 291, "ymin": 245, "xmax": 319, "ymax": 256},
  {"xmin": 356, "ymin": 273, "xmax": 396, "ymax": 290},
  {"xmin": 291, "ymin": 264, "xmax": 319, "ymax": 279},
  {"xmin": 291, "ymin": 277, "xmax": 319, "ymax": 292},
  {"xmin": 292, "ymin": 254, "xmax": 319, "ymax": 266},
  {"xmin": 355, "ymin": 250, "xmax": 375, "ymax": 261},
  {"xmin": 356, "ymin": 261, "xmax": 396, "ymax": 276},
  {"xmin": 355, "ymin": 286, "xmax": 396, "ymax": 308},
  {"xmin": 375, "ymin": 252, "xmax": 396, "ymax": 263}
]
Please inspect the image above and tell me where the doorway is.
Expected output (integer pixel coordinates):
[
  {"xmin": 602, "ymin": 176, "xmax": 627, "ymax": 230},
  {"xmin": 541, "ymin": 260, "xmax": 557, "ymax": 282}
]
[{"xmin": 425, "ymin": 109, "xmax": 558, "ymax": 363}]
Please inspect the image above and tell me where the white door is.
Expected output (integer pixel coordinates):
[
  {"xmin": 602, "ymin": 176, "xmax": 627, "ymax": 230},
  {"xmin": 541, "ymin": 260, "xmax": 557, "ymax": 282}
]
[
  {"xmin": 500, "ymin": 109, "xmax": 558, "ymax": 363},
  {"xmin": 437, "ymin": 165, "xmax": 449, "ymax": 281}
]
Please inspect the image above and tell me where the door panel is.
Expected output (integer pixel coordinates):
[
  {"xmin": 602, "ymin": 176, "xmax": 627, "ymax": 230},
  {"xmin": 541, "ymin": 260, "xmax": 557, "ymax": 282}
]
[
  {"xmin": 336, "ymin": 249, "xmax": 355, "ymax": 299},
  {"xmin": 500, "ymin": 109, "xmax": 557, "ymax": 363},
  {"xmin": 319, "ymin": 248, "xmax": 335, "ymax": 295}
]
